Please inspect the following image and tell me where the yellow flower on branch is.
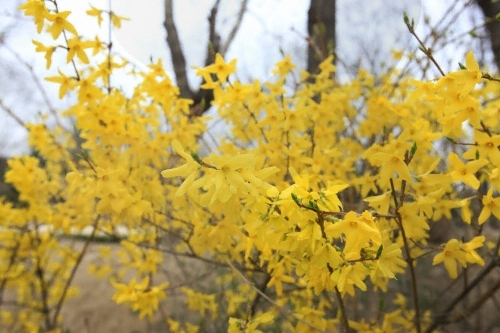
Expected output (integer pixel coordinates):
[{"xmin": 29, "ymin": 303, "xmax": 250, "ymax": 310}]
[
  {"xmin": 448, "ymin": 51, "xmax": 482, "ymax": 99},
  {"xmin": 464, "ymin": 236, "xmax": 485, "ymax": 266},
  {"xmin": 46, "ymin": 11, "xmax": 78, "ymax": 39},
  {"xmin": 447, "ymin": 152, "xmax": 488, "ymax": 189},
  {"xmin": 18, "ymin": 0, "xmax": 49, "ymax": 33},
  {"xmin": 205, "ymin": 53, "xmax": 237, "ymax": 82},
  {"xmin": 161, "ymin": 140, "xmax": 200, "ymax": 196},
  {"xmin": 375, "ymin": 242, "xmax": 407, "ymax": 279},
  {"xmin": 371, "ymin": 152, "xmax": 413, "ymax": 187},
  {"xmin": 464, "ymin": 130, "xmax": 500, "ymax": 167},
  {"xmin": 66, "ymin": 37, "xmax": 94, "ymax": 64},
  {"xmin": 432, "ymin": 239, "xmax": 466, "ymax": 279},
  {"xmin": 46, "ymin": 69, "xmax": 75, "ymax": 98},
  {"xmin": 325, "ymin": 211, "xmax": 381, "ymax": 254},
  {"xmin": 111, "ymin": 276, "xmax": 150, "ymax": 305},
  {"xmin": 86, "ymin": 5, "xmax": 103, "ymax": 26},
  {"xmin": 479, "ymin": 187, "xmax": 500, "ymax": 224},
  {"xmin": 32, "ymin": 40, "xmax": 55, "ymax": 69},
  {"xmin": 110, "ymin": 11, "xmax": 130, "ymax": 28},
  {"xmin": 273, "ymin": 54, "xmax": 296, "ymax": 77}
]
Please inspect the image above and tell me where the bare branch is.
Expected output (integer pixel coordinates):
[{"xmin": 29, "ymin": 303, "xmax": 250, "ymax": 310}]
[
  {"xmin": 0, "ymin": 99, "xmax": 27, "ymax": 129},
  {"xmin": 220, "ymin": 0, "xmax": 249, "ymax": 56},
  {"xmin": 163, "ymin": 0, "xmax": 192, "ymax": 98},
  {"xmin": 205, "ymin": 0, "xmax": 222, "ymax": 66}
]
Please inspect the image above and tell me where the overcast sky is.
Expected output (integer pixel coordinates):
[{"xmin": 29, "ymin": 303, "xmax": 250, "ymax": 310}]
[{"xmin": 0, "ymin": 0, "xmax": 485, "ymax": 156}]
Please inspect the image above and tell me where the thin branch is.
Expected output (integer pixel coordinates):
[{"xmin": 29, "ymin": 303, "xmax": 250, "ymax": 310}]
[
  {"xmin": 0, "ymin": 99, "xmax": 27, "ymax": 129},
  {"xmin": 220, "ymin": 0, "xmax": 248, "ymax": 56},
  {"xmin": 390, "ymin": 178, "xmax": 421, "ymax": 333},
  {"xmin": 225, "ymin": 258, "xmax": 329, "ymax": 333},
  {"xmin": 405, "ymin": 18, "xmax": 445, "ymax": 77},
  {"xmin": 3, "ymin": 45, "xmax": 62, "ymax": 128},
  {"xmin": 52, "ymin": 215, "xmax": 101, "ymax": 325}
]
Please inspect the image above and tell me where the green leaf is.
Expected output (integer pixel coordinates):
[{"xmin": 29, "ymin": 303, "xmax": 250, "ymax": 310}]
[
  {"xmin": 291, "ymin": 193, "xmax": 300, "ymax": 205},
  {"xmin": 190, "ymin": 150, "xmax": 203, "ymax": 164},
  {"xmin": 469, "ymin": 30, "xmax": 478, "ymax": 38},
  {"xmin": 308, "ymin": 200, "xmax": 319, "ymax": 211},
  {"xmin": 410, "ymin": 142, "xmax": 417, "ymax": 156},
  {"xmin": 375, "ymin": 244, "xmax": 383, "ymax": 260},
  {"xmin": 496, "ymin": 13, "xmax": 500, "ymax": 20},
  {"xmin": 458, "ymin": 62, "xmax": 467, "ymax": 70},
  {"xmin": 403, "ymin": 11, "xmax": 410, "ymax": 25}
]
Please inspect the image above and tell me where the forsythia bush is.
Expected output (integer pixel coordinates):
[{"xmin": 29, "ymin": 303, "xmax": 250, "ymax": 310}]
[{"xmin": 1, "ymin": 1, "xmax": 500, "ymax": 332}]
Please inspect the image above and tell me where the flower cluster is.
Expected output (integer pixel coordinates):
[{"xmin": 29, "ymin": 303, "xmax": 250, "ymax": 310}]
[{"xmin": 1, "ymin": 1, "xmax": 499, "ymax": 333}]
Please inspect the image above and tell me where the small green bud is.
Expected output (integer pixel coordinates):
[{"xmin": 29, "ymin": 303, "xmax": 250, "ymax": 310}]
[
  {"xmin": 410, "ymin": 142, "xmax": 417, "ymax": 156},
  {"xmin": 375, "ymin": 244, "xmax": 383, "ymax": 260}
]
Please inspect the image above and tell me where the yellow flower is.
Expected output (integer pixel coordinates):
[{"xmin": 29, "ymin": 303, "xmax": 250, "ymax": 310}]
[
  {"xmin": 464, "ymin": 130, "xmax": 500, "ymax": 167},
  {"xmin": 375, "ymin": 243, "xmax": 406, "ymax": 279},
  {"xmin": 161, "ymin": 140, "xmax": 200, "ymax": 195},
  {"xmin": 205, "ymin": 53, "xmax": 237, "ymax": 82},
  {"xmin": 18, "ymin": 0, "xmax": 49, "ymax": 33},
  {"xmin": 371, "ymin": 152, "xmax": 413, "ymax": 187},
  {"xmin": 46, "ymin": 11, "xmax": 78, "ymax": 39},
  {"xmin": 325, "ymin": 211, "xmax": 380, "ymax": 254},
  {"xmin": 479, "ymin": 187, "xmax": 500, "ymax": 224},
  {"xmin": 464, "ymin": 236, "xmax": 485, "ymax": 266},
  {"xmin": 432, "ymin": 239, "xmax": 466, "ymax": 279},
  {"xmin": 448, "ymin": 51, "xmax": 482, "ymax": 99},
  {"xmin": 32, "ymin": 40, "xmax": 55, "ymax": 69},
  {"xmin": 110, "ymin": 12, "xmax": 130, "ymax": 28},
  {"xmin": 111, "ymin": 276, "xmax": 150, "ymax": 305},
  {"xmin": 273, "ymin": 54, "xmax": 296, "ymax": 77},
  {"xmin": 448, "ymin": 152, "xmax": 488, "ymax": 189},
  {"xmin": 46, "ymin": 69, "xmax": 75, "ymax": 98},
  {"xmin": 86, "ymin": 5, "xmax": 103, "ymax": 26},
  {"xmin": 66, "ymin": 37, "xmax": 94, "ymax": 64}
]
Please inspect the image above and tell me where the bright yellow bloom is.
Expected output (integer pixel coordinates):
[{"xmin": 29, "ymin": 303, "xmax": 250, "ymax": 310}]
[
  {"xmin": 464, "ymin": 130, "xmax": 500, "ymax": 167},
  {"xmin": 273, "ymin": 54, "xmax": 296, "ymax": 77},
  {"xmin": 205, "ymin": 53, "xmax": 237, "ymax": 82},
  {"xmin": 371, "ymin": 152, "xmax": 413, "ymax": 187},
  {"xmin": 464, "ymin": 236, "xmax": 485, "ymax": 266},
  {"xmin": 479, "ymin": 187, "xmax": 500, "ymax": 224},
  {"xmin": 448, "ymin": 152, "xmax": 488, "ymax": 189},
  {"xmin": 32, "ymin": 40, "xmax": 55, "ymax": 69},
  {"xmin": 375, "ymin": 243, "xmax": 406, "ymax": 279},
  {"xmin": 46, "ymin": 69, "xmax": 75, "ymax": 98},
  {"xmin": 325, "ymin": 211, "xmax": 381, "ymax": 253},
  {"xmin": 18, "ymin": 0, "xmax": 49, "ymax": 33},
  {"xmin": 111, "ymin": 276, "xmax": 150, "ymax": 305},
  {"xmin": 86, "ymin": 5, "xmax": 103, "ymax": 26},
  {"xmin": 46, "ymin": 11, "xmax": 78, "ymax": 39},
  {"xmin": 331, "ymin": 263, "xmax": 369, "ymax": 294},
  {"xmin": 110, "ymin": 12, "xmax": 130, "ymax": 28},
  {"xmin": 432, "ymin": 239, "xmax": 466, "ymax": 279},
  {"xmin": 66, "ymin": 37, "xmax": 94, "ymax": 64},
  {"xmin": 161, "ymin": 140, "xmax": 200, "ymax": 196},
  {"xmin": 448, "ymin": 51, "xmax": 482, "ymax": 99}
]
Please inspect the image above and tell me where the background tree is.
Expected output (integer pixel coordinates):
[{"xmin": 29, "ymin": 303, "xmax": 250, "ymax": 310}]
[
  {"xmin": 163, "ymin": 0, "xmax": 248, "ymax": 118},
  {"xmin": 476, "ymin": 0, "xmax": 500, "ymax": 71},
  {"xmin": 307, "ymin": 0, "xmax": 336, "ymax": 74}
]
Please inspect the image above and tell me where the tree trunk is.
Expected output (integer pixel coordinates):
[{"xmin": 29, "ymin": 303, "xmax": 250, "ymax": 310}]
[
  {"xmin": 307, "ymin": 0, "xmax": 336, "ymax": 74},
  {"xmin": 476, "ymin": 0, "xmax": 500, "ymax": 72}
]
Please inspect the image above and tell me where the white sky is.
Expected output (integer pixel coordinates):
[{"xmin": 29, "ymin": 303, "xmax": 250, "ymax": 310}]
[{"xmin": 0, "ymin": 0, "xmax": 488, "ymax": 156}]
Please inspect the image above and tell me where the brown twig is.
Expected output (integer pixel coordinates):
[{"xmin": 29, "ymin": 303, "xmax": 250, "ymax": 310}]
[
  {"xmin": 225, "ymin": 258, "xmax": 328, "ymax": 333},
  {"xmin": 390, "ymin": 177, "xmax": 421, "ymax": 333}
]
